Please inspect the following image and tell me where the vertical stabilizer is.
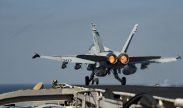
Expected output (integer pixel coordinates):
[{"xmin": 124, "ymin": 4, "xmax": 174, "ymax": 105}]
[
  {"xmin": 91, "ymin": 23, "xmax": 105, "ymax": 53},
  {"xmin": 121, "ymin": 24, "xmax": 138, "ymax": 53}
]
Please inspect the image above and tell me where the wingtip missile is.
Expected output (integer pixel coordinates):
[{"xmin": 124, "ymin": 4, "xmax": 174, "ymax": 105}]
[
  {"xmin": 176, "ymin": 56, "xmax": 181, "ymax": 60},
  {"xmin": 32, "ymin": 53, "xmax": 40, "ymax": 59}
]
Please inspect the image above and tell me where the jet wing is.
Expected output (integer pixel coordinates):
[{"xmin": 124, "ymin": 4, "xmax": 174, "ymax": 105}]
[
  {"xmin": 32, "ymin": 53, "xmax": 95, "ymax": 64},
  {"xmin": 129, "ymin": 56, "xmax": 181, "ymax": 64}
]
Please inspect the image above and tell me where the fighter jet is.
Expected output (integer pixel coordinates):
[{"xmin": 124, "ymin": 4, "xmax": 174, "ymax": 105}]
[{"xmin": 32, "ymin": 23, "xmax": 181, "ymax": 85}]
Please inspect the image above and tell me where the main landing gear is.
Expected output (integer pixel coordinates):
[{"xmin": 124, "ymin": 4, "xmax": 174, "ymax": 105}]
[
  {"xmin": 85, "ymin": 74, "xmax": 126, "ymax": 85},
  {"xmin": 122, "ymin": 77, "xmax": 126, "ymax": 85},
  {"xmin": 85, "ymin": 76, "xmax": 90, "ymax": 86},
  {"xmin": 85, "ymin": 69, "xmax": 127, "ymax": 86}
]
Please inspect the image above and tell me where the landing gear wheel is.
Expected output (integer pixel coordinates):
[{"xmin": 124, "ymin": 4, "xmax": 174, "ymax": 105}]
[
  {"xmin": 85, "ymin": 76, "xmax": 90, "ymax": 86},
  {"xmin": 122, "ymin": 77, "xmax": 126, "ymax": 85}
]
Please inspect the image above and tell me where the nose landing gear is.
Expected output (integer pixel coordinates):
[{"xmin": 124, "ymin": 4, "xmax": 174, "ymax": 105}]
[
  {"xmin": 85, "ymin": 76, "xmax": 99, "ymax": 86},
  {"xmin": 112, "ymin": 69, "xmax": 126, "ymax": 85}
]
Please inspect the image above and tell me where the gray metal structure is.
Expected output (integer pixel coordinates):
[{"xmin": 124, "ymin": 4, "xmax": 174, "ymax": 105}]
[{"xmin": 1, "ymin": 84, "xmax": 183, "ymax": 108}]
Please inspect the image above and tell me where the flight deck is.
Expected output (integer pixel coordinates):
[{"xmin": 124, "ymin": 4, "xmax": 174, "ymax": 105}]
[{"xmin": 1, "ymin": 83, "xmax": 183, "ymax": 108}]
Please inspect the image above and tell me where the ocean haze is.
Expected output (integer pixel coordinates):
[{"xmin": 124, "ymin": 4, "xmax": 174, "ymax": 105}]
[{"xmin": 0, "ymin": 0, "xmax": 183, "ymax": 85}]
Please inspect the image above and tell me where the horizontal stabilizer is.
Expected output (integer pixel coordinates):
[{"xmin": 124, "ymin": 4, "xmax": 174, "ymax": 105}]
[
  {"xmin": 129, "ymin": 56, "xmax": 161, "ymax": 63},
  {"xmin": 77, "ymin": 55, "xmax": 106, "ymax": 62}
]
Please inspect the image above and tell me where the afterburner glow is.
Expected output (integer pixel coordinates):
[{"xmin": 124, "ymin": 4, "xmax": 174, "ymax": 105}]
[
  {"xmin": 119, "ymin": 54, "xmax": 129, "ymax": 64},
  {"xmin": 108, "ymin": 55, "xmax": 117, "ymax": 64},
  {"xmin": 107, "ymin": 53, "xmax": 117, "ymax": 64}
]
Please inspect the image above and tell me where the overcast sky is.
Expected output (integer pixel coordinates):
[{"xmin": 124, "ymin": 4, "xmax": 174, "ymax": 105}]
[{"xmin": 0, "ymin": 0, "xmax": 183, "ymax": 85}]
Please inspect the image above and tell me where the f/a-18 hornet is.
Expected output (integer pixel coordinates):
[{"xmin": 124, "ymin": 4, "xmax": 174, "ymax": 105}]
[{"xmin": 32, "ymin": 23, "xmax": 181, "ymax": 85}]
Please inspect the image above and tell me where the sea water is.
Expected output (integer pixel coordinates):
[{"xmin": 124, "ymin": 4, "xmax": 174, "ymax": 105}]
[{"xmin": 0, "ymin": 84, "xmax": 51, "ymax": 94}]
